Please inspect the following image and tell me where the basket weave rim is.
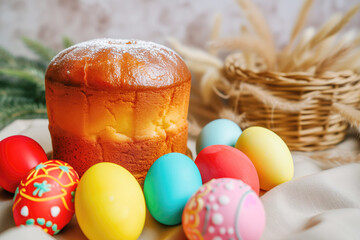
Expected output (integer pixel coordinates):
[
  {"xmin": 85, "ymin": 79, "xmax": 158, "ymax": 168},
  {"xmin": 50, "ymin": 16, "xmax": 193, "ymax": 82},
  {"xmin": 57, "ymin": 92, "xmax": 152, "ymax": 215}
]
[
  {"xmin": 226, "ymin": 68, "xmax": 359, "ymax": 86},
  {"xmin": 244, "ymin": 69, "xmax": 353, "ymax": 78},
  {"xmin": 225, "ymin": 53, "xmax": 360, "ymax": 87}
]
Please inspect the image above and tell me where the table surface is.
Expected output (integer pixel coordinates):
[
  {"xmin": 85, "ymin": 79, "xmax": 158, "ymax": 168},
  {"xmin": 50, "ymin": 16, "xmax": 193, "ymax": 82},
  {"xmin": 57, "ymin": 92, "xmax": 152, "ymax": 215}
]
[{"xmin": 1, "ymin": 119, "xmax": 360, "ymax": 240}]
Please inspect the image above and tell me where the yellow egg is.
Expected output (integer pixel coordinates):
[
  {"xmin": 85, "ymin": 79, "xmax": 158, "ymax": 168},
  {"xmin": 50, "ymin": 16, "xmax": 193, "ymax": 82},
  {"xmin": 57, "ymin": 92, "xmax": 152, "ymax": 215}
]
[
  {"xmin": 235, "ymin": 126, "xmax": 294, "ymax": 191},
  {"xmin": 75, "ymin": 162, "xmax": 146, "ymax": 240}
]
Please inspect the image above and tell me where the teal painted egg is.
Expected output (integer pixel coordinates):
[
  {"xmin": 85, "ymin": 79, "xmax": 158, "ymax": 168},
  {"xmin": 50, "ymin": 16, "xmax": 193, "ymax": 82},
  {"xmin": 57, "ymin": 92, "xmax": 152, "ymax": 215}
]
[
  {"xmin": 196, "ymin": 119, "xmax": 242, "ymax": 154},
  {"xmin": 144, "ymin": 153, "xmax": 202, "ymax": 226}
]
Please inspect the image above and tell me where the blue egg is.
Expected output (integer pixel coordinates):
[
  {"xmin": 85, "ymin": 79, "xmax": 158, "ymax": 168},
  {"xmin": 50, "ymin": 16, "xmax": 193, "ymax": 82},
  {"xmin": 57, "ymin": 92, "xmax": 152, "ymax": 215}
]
[
  {"xmin": 196, "ymin": 119, "xmax": 242, "ymax": 154},
  {"xmin": 144, "ymin": 153, "xmax": 202, "ymax": 226}
]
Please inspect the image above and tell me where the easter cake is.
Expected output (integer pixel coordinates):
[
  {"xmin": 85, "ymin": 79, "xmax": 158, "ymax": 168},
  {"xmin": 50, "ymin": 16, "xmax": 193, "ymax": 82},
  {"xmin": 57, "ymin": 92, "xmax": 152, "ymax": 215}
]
[{"xmin": 45, "ymin": 38, "xmax": 191, "ymax": 183}]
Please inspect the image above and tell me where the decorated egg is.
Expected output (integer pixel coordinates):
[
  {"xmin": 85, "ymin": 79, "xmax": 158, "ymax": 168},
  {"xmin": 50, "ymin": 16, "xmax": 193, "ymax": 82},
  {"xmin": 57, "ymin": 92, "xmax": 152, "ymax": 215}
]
[
  {"xmin": 0, "ymin": 135, "xmax": 48, "ymax": 193},
  {"xmin": 12, "ymin": 160, "xmax": 79, "ymax": 235},
  {"xmin": 183, "ymin": 178, "xmax": 265, "ymax": 240},
  {"xmin": 195, "ymin": 145, "xmax": 260, "ymax": 195},
  {"xmin": 75, "ymin": 162, "xmax": 146, "ymax": 240},
  {"xmin": 196, "ymin": 119, "xmax": 242, "ymax": 154},
  {"xmin": 144, "ymin": 153, "xmax": 202, "ymax": 225},
  {"xmin": 235, "ymin": 126, "xmax": 294, "ymax": 190}
]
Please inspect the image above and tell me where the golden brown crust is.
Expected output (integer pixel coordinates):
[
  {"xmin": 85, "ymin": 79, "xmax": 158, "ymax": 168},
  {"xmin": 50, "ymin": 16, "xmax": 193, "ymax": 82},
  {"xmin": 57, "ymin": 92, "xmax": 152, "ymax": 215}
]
[
  {"xmin": 45, "ymin": 39, "xmax": 192, "ymax": 181},
  {"xmin": 50, "ymin": 124, "xmax": 188, "ymax": 184},
  {"xmin": 45, "ymin": 80, "xmax": 191, "ymax": 140},
  {"xmin": 45, "ymin": 39, "xmax": 191, "ymax": 90}
]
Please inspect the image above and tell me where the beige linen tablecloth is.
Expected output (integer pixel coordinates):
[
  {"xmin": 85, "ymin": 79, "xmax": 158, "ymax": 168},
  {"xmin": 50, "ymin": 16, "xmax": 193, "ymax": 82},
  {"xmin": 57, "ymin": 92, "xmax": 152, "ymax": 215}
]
[{"xmin": 0, "ymin": 119, "xmax": 360, "ymax": 240}]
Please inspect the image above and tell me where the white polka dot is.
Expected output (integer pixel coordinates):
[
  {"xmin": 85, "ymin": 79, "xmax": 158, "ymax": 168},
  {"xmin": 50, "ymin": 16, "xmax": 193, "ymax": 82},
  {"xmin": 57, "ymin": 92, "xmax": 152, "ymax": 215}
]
[
  {"xmin": 225, "ymin": 183, "xmax": 234, "ymax": 190},
  {"xmin": 20, "ymin": 206, "xmax": 29, "ymax": 217},
  {"xmin": 219, "ymin": 227, "xmax": 226, "ymax": 235},
  {"xmin": 212, "ymin": 204, "xmax": 219, "ymax": 211},
  {"xmin": 208, "ymin": 226, "xmax": 215, "ymax": 233},
  {"xmin": 228, "ymin": 227, "xmax": 234, "ymax": 234},
  {"xmin": 209, "ymin": 195, "xmax": 216, "ymax": 202},
  {"xmin": 51, "ymin": 206, "xmax": 60, "ymax": 218},
  {"xmin": 212, "ymin": 213, "xmax": 223, "ymax": 225},
  {"xmin": 189, "ymin": 215, "xmax": 194, "ymax": 221},
  {"xmin": 213, "ymin": 237, "xmax": 222, "ymax": 240},
  {"xmin": 218, "ymin": 195, "xmax": 230, "ymax": 205}
]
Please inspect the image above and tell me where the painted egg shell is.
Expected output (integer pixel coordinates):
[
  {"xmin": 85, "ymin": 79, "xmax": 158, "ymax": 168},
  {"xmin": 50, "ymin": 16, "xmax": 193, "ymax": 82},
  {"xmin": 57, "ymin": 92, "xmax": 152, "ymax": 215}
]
[
  {"xmin": 196, "ymin": 119, "xmax": 242, "ymax": 154},
  {"xmin": 235, "ymin": 126, "xmax": 294, "ymax": 190},
  {"xmin": 0, "ymin": 135, "xmax": 48, "ymax": 193},
  {"xmin": 195, "ymin": 145, "xmax": 260, "ymax": 195},
  {"xmin": 144, "ymin": 153, "xmax": 202, "ymax": 225},
  {"xmin": 13, "ymin": 160, "xmax": 79, "ymax": 235},
  {"xmin": 182, "ymin": 178, "xmax": 266, "ymax": 240},
  {"xmin": 75, "ymin": 162, "xmax": 146, "ymax": 240}
]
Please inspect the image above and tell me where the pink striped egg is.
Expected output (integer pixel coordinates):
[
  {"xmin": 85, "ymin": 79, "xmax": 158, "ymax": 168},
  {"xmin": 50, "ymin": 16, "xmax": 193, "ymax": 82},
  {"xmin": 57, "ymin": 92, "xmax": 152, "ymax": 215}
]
[{"xmin": 182, "ymin": 178, "xmax": 265, "ymax": 240}]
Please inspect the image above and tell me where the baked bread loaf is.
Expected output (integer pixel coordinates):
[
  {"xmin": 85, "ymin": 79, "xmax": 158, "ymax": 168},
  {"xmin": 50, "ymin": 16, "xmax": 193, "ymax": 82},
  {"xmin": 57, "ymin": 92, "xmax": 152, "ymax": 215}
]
[{"xmin": 45, "ymin": 39, "xmax": 191, "ymax": 183}]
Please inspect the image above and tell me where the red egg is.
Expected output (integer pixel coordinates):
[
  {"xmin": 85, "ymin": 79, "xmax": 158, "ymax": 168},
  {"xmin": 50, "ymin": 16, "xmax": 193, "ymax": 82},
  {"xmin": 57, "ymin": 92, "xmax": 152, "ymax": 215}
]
[
  {"xmin": 195, "ymin": 145, "xmax": 260, "ymax": 195},
  {"xmin": 0, "ymin": 135, "xmax": 48, "ymax": 193},
  {"xmin": 13, "ymin": 160, "xmax": 79, "ymax": 235}
]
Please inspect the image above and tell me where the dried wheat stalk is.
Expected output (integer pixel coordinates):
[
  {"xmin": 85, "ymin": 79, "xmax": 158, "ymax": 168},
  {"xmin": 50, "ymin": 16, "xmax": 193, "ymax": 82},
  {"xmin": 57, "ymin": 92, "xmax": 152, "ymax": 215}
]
[
  {"xmin": 209, "ymin": 13, "xmax": 223, "ymax": 56},
  {"xmin": 287, "ymin": 4, "xmax": 360, "ymax": 72},
  {"xmin": 310, "ymin": 152, "xmax": 360, "ymax": 168},
  {"xmin": 208, "ymin": 35, "xmax": 275, "ymax": 69},
  {"xmin": 167, "ymin": 37, "xmax": 223, "ymax": 69},
  {"xmin": 281, "ymin": 0, "xmax": 314, "ymax": 55},
  {"xmin": 169, "ymin": 0, "xmax": 360, "ymax": 144},
  {"xmin": 332, "ymin": 103, "xmax": 360, "ymax": 129}
]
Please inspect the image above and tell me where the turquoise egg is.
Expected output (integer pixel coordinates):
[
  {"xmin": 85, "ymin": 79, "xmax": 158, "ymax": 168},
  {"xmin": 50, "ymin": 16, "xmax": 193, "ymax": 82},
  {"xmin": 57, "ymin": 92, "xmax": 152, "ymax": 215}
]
[
  {"xmin": 144, "ymin": 153, "xmax": 202, "ymax": 226},
  {"xmin": 196, "ymin": 119, "xmax": 242, "ymax": 154}
]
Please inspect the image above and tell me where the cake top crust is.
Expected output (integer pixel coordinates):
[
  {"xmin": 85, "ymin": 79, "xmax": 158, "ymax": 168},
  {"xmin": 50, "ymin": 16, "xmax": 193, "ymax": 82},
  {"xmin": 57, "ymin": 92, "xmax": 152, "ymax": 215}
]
[{"xmin": 45, "ymin": 38, "xmax": 191, "ymax": 90}]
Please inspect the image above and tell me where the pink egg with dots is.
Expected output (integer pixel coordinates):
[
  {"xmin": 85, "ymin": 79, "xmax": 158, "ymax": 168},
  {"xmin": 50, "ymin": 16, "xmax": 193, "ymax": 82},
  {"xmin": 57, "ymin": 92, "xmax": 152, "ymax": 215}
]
[{"xmin": 182, "ymin": 178, "xmax": 265, "ymax": 240}]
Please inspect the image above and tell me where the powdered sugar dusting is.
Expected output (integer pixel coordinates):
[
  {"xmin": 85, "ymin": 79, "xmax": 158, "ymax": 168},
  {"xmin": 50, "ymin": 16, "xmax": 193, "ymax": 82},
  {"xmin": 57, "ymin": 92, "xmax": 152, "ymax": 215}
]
[
  {"xmin": 50, "ymin": 38, "xmax": 180, "ymax": 66},
  {"xmin": 47, "ymin": 38, "xmax": 191, "ymax": 89}
]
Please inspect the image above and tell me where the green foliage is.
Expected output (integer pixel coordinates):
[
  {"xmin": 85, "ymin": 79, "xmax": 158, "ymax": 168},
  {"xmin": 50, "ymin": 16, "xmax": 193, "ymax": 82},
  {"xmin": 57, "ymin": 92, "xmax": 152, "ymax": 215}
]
[
  {"xmin": 21, "ymin": 37, "xmax": 57, "ymax": 62},
  {"xmin": 62, "ymin": 36, "xmax": 74, "ymax": 49},
  {"xmin": 0, "ymin": 37, "xmax": 73, "ymax": 130}
]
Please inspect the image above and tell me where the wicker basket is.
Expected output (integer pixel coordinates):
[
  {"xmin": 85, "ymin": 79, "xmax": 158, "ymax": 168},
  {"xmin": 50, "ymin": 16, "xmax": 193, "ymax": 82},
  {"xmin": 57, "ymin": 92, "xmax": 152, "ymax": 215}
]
[{"xmin": 224, "ymin": 53, "xmax": 360, "ymax": 151}]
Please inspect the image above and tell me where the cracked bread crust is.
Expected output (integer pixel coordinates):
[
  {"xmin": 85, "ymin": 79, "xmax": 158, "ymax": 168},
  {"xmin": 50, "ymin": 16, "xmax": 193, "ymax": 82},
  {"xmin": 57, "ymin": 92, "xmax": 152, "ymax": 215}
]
[{"xmin": 45, "ymin": 39, "xmax": 191, "ymax": 181}]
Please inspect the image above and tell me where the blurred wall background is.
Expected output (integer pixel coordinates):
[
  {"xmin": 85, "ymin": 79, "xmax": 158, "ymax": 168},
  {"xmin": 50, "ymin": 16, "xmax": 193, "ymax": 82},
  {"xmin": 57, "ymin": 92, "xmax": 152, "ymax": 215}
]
[{"xmin": 0, "ymin": 0, "xmax": 359, "ymax": 58}]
